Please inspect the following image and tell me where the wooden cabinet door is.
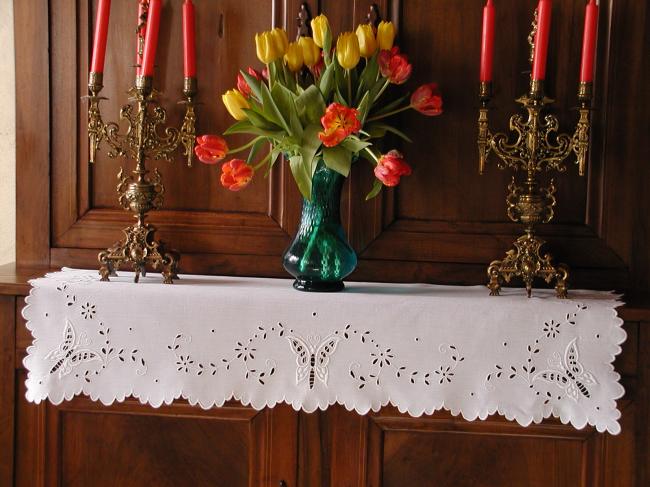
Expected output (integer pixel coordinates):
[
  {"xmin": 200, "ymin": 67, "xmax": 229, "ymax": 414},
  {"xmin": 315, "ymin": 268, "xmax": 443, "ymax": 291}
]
[
  {"xmin": 301, "ymin": 321, "xmax": 643, "ymax": 487},
  {"xmin": 13, "ymin": 297, "xmax": 299, "ymax": 487},
  {"xmin": 14, "ymin": 384, "xmax": 298, "ymax": 487}
]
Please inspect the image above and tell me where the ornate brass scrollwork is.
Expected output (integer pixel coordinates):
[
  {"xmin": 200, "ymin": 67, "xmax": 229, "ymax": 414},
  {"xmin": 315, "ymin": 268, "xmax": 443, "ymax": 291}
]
[
  {"xmin": 85, "ymin": 72, "xmax": 197, "ymax": 284},
  {"xmin": 478, "ymin": 61, "xmax": 593, "ymax": 297}
]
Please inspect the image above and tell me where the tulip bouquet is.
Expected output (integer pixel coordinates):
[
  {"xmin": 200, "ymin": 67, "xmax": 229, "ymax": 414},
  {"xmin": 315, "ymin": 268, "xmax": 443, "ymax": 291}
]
[{"xmin": 196, "ymin": 15, "xmax": 443, "ymax": 200}]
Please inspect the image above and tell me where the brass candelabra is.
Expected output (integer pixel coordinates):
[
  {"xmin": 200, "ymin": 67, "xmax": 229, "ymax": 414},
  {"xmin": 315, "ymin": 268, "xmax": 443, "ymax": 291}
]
[
  {"xmin": 478, "ymin": 78, "xmax": 592, "ymax": 298},
  {"xmin": 86, "ymin": 72, "xmax": 197, "ymax": 284}
]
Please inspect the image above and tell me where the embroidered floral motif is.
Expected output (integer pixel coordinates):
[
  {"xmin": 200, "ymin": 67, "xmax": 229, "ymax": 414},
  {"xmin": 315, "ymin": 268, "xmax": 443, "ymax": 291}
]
[
  {"xmin": 347, "ymin": 322, "xmax": 465, "ymax": 389},
  {"xmin": 434, "ymin": 365, "xmax": 454, "ymax": 384},
  {"xmin": 81, "ymin": 302, "xmax": 96, "ymax": 320},
  {"xmin": 168, "ymin": 326, "xmax": 280, "ymax": 386},
  {"xmin": 176, "ymin": 355, "xmax": 194, "ymax": 373},
  {"xmin": 543, "ymin": 319, "xmax": 561, "ymax": 338}
]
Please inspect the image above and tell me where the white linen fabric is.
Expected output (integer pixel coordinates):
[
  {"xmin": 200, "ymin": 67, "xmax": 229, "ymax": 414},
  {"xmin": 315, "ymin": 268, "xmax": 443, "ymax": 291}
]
[{"xmin": 23, "ymin": 269, "xmax": 626, "ymax": 434}]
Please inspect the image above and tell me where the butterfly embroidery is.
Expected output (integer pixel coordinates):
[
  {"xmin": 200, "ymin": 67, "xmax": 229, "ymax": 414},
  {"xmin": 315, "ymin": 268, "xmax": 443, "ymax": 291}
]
[
  {"xmin": 45, "ymin": 320, "xmax": 102, "ymax": 378},
  {"xmin": 533, "ymin": 338, "xmax": 597, "ymax": 401},
  {"xmin": 287, "ymin": 334, "xmax": 340, "ymax": 389}
]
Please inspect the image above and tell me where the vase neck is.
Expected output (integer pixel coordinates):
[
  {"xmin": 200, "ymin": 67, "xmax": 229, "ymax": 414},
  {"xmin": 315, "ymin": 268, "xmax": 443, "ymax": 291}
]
[{"xmin": 302, "ymin": 162, "xmax": 345, "ymax": 222}]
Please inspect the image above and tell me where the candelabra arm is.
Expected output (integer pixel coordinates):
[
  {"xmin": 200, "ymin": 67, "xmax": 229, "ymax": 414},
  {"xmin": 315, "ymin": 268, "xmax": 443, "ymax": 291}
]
[
  {"xmin": 87, "ymin": 72, "xmax": 106, "ymax": 164},
  {"xmin": 478, "ymin": 81, "xmax": 493, "ymax": 175},
  {"xmin": 478, "ymin": 107, "xmax": 492, "ymax": 175},
  {"xmin": 180, "ymin": 77, "xmax": 198, "ymax": 167},
  {"xmin": 572, "ymin": 82, "xmax": 594, "ymax": 176}
]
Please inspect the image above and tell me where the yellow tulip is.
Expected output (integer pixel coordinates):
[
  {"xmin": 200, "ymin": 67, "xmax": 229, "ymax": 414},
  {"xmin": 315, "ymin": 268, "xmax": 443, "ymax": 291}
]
[
  {"xmin": 377, "ymin": 21, "xmax": 396, "ymax": 50},
  {"xmin": 298, "ymin": 36, "xmax": 320, "ymax": 67},
  {"xmin": 255, "ymin": 31, "xmax": 282, "ymax": 64},
  {"xmin": 222, "ymin": 89, "xmax": 250, "ymax": 121},
  {"xmin": 284, "ymin": 41, "xmax": 304, "ymax": 72},
  {"xmin": 311, "ymin": 14, "xmax": 330, "ymax": 48},
  {"xmin": 336, "ymin": 32, "xmax": 361, "ymax": 70},
  {"xmin": 270, "ymin": 28, "xmax": 289, "ymax": 56},
  {"xmin": 355, "ymin": 24, "xmax": 377, "ymax": 58}
]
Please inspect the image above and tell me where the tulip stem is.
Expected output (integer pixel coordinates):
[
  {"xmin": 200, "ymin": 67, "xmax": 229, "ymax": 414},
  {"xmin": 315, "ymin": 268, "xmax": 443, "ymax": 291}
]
[
  {"xmin": 365, "ymin": 104, "xmax": 413, "ymax": 123},
  {"xmin": 346, "ymin": 69, "xmax": 352, "ymax": 105},
  {"xmin": 362, "ymin": 147, "xmax": 380, "ymax": 164},
  {"xmin": 227, "ymin": 136, "xmax": 264, "ymax": 155},
  {"xmin": 252, "ymin": 151, "xmax": 272, "ymax": 171},
  {"xmin": 373, "ymin": 79, "xmax": 391, "ymax": 104}
]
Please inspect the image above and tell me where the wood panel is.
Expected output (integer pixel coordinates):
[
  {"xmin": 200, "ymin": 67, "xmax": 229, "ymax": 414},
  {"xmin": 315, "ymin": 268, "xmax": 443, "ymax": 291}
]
[
  {"xmin": 0, "ymin": 296, "xmax": 16, "ymax": 486},
  {"xmin": 13, "ymin": 377, "xmax": 298, "ymax": 487},
  {"xmin": 314, "ymin": 320, "xmax": 642, "ymax": 487},
  {"xmin": 29, "ymin": 0, "xmax": 643, "ymax": 294}
]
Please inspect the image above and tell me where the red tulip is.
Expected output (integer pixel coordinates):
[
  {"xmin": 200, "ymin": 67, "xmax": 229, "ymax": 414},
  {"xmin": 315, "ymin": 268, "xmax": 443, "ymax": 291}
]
[
  {"xmin": 311, "ymin": 55, "xmax": 325, "ymax": 78},
  {"xmin": 378, "ymin": 47, "xmax": 412, "ymax": 85},
  {"xmin": 194, "ymin": 135, "xmax": 229, "ymax": 165},
  {"xmin": 220, "ymin": 159, "xmax": 254, "ymax": 191},
  {"xmin": 374, "ymin": 150, "xmax": 412, "ymax": 187},
  {"xmin": 318, "ymin": 103, "xmax": 361, "ymax": 147},
  {"xmin": 237, "ymin": 67, "xmax": 264, "ymax": 98},
  {"xmin": 411, "ymin": 83, "xmax": 443, "ymax": 116},
  {"xmin": 236, "ymin": 73, "xmax": 252, "ymax": 98}
]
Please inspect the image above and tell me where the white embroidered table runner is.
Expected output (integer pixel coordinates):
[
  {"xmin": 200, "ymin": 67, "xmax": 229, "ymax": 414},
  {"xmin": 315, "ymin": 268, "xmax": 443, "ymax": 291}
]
[{"xmin": 23, "ymin": 269, "xmax": 626, "ymax": 433}]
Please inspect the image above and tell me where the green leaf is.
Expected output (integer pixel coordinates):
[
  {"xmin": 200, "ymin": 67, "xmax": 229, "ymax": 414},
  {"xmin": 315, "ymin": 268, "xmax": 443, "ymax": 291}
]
[
  {"xmin": 356, "ymin": 53, "xmax": 379, "ymax": 103},
  {"xmin": 319, "ymin": 62, "xmax": 336, "ymax": 101},
  {"xmin": 242, "ymin": 108, "xmax": 282, "ymax": 132},
  {"xmin": 300, "ymin": 123, "xmax": 323, "ymax": 176},
  {"xmin": 295, "ymin": 85, "xmax": 326, "ymax": 125},
  {"xmin": 282, "ymin": 64, "xmax": 297, "ymax": 92},
  {"xmin": 340, "ymin": 136, "xmax": 371, "ymax": 154},
  {"xmin": 356, "ymin": 91, "xmax": 371, "ymax": 124},
  {"xmin": 334, "ymin": 86, "xmax": 348, "ymax": 106},
  {"xmin": 365, "ymin": 179, "xmax": 383, "ymax": 200},
  {"xmin": 289, "ymin": 154, "xmax": 312, "ymax": 200},
  {"xmin": 246, "ymin": 137, "xmax": 268, "ymax": 165},
  {"xmin": 365, "ymin": 122, "xmax": 413, "ymax": 143},
  {"xmin": 240, "ymin": 69, "xmax": 263, "ymax": 101},
  {"xmin": 223, "ymin": 119, "xmax": 284, "ymax": 138},
  {"xmin": 261, "ymin": 83, "xmax": 291, "ymax": 134},
  {"xmin": 271, "ymin": 83, "xmax": 302, "ymax": 137},
  {"xmin": 323, "ymin": 145, "xmax": 353, "ymax": 177},
  {"xmin": 323, "ymin": 29, "xmax": 332, "ymax": 64}
]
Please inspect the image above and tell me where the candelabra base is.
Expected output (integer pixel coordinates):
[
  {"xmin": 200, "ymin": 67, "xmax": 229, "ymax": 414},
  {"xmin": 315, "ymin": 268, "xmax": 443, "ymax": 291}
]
[
  {"xmin": 487, "ymin": 233, "xmax": 569, "ymax": 299},
  {"xmin": 98, "ymin": 222, "xmax": 180, "ymax": 284}
]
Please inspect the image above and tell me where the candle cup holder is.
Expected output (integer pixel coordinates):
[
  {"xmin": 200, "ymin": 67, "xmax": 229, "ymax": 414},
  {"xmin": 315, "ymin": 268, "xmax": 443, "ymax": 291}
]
[
  {"xmin": 85, "ymin": 73, "xmax": 197, "ymax": 284},
  {"xmin": 478, "ymin": 79, "xmax": 593, "ymax": 298}
]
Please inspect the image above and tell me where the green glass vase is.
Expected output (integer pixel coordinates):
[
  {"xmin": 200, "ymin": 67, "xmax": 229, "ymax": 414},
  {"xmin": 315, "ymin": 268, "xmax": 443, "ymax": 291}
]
[{"xmin": 283, "ymin": 160, "xmax": 357, "ymax": 292}]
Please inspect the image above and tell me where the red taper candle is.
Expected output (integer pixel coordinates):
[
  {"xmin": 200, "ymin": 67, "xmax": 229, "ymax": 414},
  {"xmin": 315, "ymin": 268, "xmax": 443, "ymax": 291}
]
[
  {"xmin": 480, "ymin": 0, "xmax": 495, "ymax": 82},
  {"xmin": 531, "ymin": 0, "xmax": 552, "ymax": 81},
  {"xmin": 141, "ymin": 0, "xmax": 162, "ymax": 77},
  {"xmin": 579, "ymin": 0, "xmax": 599, "ymax": 83},
  {"xmin": 136, "ymin": 0, "xmax": 147, "ymax": 75},
  {"xmin": 90, "ymin": 0, "xmax": 112, "ymax": 73},
  {"xmin": 183, "ymin": 0, "xmax": 197, "ymax": 78}
]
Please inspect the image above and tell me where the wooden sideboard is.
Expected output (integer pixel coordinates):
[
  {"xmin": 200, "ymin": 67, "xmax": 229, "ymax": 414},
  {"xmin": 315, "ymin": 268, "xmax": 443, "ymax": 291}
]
[
  {"xmin": 6, "ymin": 0, "xmax": 649, "ymax": 485},
  {"xmin": 1, "ymin": 267, "xmax": 649, "ymax": 486}
]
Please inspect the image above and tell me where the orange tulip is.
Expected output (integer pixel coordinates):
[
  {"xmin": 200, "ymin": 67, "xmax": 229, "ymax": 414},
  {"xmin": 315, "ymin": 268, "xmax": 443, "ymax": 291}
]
[
  {"xmin": 318, "ymin": 103, "xmax": 362, "ymax": 147},
  {"xmin": 220, "ymin": 159, "xmax": 254, "ymax": 191},
  {"xmin": 194, "ymin": 135, "xmax": 229, "ymax": 165}
]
